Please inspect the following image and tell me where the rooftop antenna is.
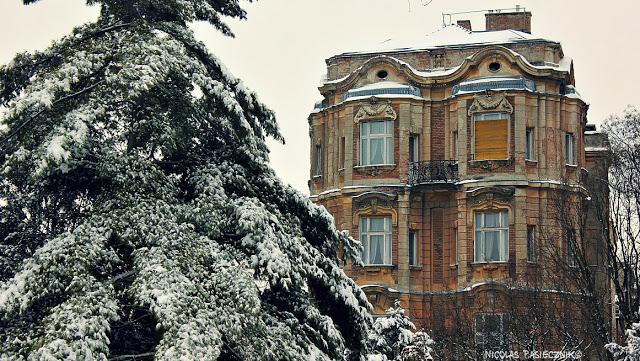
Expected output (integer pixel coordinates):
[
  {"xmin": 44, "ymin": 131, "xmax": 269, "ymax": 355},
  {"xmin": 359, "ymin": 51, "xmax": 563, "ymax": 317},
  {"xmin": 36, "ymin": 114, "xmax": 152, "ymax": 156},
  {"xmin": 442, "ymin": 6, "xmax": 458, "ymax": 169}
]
[{"xmin": 441, "ymin": 6, "xmax": 527, "ymax": 27}]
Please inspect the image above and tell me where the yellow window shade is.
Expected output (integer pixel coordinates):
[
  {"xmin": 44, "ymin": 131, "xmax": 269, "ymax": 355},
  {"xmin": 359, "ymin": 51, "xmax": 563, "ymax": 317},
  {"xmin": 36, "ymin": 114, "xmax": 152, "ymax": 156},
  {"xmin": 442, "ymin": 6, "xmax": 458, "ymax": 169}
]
[{"xmin": 475, "ymin": 119, "xmax": 508, "ymax": 160}]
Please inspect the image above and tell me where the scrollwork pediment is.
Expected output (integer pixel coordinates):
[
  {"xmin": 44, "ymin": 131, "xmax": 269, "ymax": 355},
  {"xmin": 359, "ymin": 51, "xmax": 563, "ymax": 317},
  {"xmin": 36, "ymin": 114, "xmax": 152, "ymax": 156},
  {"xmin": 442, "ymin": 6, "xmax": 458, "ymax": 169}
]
[
  {"xmin": 352, "ymin": 192, "xmax": 396, "ymax": 211},
  {"xmin": 354, "ymin": 101, "xmax": 397, "ymax": 123},
  {"xmin": 467, "ymin": 186, "xmax": 515, "ymax": 208},
  {"xmin": 467, "ymin": 93, "xmax": 513, "ymax": 116}
]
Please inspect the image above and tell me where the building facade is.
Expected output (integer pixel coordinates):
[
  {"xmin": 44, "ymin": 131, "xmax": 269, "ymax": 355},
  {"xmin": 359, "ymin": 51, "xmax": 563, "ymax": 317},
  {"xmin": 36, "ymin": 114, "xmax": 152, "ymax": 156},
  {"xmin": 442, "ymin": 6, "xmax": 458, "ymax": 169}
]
[{"xmin": 309, "ymin": 10, "xmax": 612, "ymax": 357}]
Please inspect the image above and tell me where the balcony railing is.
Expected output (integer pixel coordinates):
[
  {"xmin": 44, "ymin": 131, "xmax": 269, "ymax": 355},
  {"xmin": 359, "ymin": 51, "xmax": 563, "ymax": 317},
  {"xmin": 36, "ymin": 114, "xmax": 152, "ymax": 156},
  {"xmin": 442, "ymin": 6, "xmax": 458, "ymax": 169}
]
[{"xmin": 408, "ymin": 160, "xmax": 459, "ymax": 185}]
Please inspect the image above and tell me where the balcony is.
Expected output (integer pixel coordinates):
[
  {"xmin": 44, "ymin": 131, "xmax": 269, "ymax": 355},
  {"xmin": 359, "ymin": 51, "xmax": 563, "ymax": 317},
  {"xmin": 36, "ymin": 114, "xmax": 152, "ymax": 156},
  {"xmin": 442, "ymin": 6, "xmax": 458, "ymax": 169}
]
[{"xmin": 408, "ymin": 160, "xmax": 459, "ymax": 185}]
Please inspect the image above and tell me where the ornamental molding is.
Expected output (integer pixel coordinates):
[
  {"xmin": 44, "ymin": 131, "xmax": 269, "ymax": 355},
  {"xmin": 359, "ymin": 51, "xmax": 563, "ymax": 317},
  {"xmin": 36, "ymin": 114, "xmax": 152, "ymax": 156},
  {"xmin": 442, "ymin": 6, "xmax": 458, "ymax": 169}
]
[
  {"xmin": 467, "ymin": 186, "xmax": 515, "ymax": 209},
  {"xmin": 354, "ymin": 101, "xmax": 397, "ymax": 123},
  {"xmin": 467, "ymin": 93, "xmax": 513, "ymax": 116},
  {"xmin": 352, "ymin": 192, "xmax": 398, "ymax": 226}
]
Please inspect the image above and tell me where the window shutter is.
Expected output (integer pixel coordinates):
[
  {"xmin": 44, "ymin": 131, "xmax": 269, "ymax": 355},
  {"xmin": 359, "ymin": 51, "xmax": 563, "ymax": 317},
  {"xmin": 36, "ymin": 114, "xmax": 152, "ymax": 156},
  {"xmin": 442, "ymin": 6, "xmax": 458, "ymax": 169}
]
[{"xmin": 475, "ymin": 119, "xmax": 508, "ymax": 160}]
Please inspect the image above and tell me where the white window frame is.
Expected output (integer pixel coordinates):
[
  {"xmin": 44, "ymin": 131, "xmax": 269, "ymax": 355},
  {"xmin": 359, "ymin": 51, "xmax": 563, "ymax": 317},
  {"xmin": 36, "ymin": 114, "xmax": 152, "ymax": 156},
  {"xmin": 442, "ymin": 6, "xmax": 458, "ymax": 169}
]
[
  {"xmin": 565, "ymin": 132, "xmax": 576, "ymax": 165},
  {"xmin": 525, "ymin": 128, "xmax": 535, "ymax": 161},
  {"xmin": 474, "ymin": 211, "xmax": 509, "ymax": 263},
  {"xmin": 360, "ymin": 217, "xmax": 392, "ymax": 265},
  {"xmin": 409, "ymin": 134, "xmax": 419, "ymax": 164},
  {"xmin": 475, "ymin": 313, "xmax": 508, "ymax": 351},
  {"xmin": 472, "ymin": 111, "xmax": 510, "ymax": 160},
  {"xmin": 409, "ymin": 230, "xmax": 418, "ymax": 266},
  {"xmin": 360, "ymin": 120, "xmax": 394, "ymax": 166},
  {"xmin": 527, "ymin": 225, "xmax": 536, "ymax": 263}
]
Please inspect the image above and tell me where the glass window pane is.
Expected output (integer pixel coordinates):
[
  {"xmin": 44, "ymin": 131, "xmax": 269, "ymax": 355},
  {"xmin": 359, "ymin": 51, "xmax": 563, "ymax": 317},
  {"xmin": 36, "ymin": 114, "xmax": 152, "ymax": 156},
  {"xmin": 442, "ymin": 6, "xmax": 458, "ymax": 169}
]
[
  {"xmin": 485, "ymin": 231, "xmax": 500, "ymax": 261},
  {"xmin": 385, "ymin": 234, "xmax": 392, "ymax": 264},
  {"xmin": 369, "ymin": 121, "xmax": 385, "ymax": 134},
  {"xmin": 361, "ymin": 122, "xmax": 369, "ymax": 136},
  {"xmin": 370, "ymin": 139, "xmax": 384, "ymax": 164},
  {"xmin": 370, "ymin": 218, "xmax": 385, "ymax": 231},
  {"xmin": 485, "ymin": 213, "xmax": 499, "ymax": 228},
  {"xmin": 361, "ymin": 235, "xmax": 369, "ymax": 264},
  {"xmin": 361, "ymin": 140, "xmax": 368, "ymax": 165},
  {"xmin": 475, "ymin": 212, "xmax": 483, "ymax": 228},
  {"xmin": 386, "ymin": 137, "xmax": 393, "ymax": 164},
  {"xmin": 475, "ymin": 230, "xmax": 483, "ymax": 262},
  {"xmin": 500, "ymin": 212, "xmax": 508, "ymax": 227},
  {"xmin": 409, "ymin": 232, "xmax": 416, "ymax": 265},
  {"xmin": 500, "ymin": 230, "xmax": 508, "ymax": 261},
  {"xmin": 370, "ymin": 235, "xmax": 384, "ymax": 264}
]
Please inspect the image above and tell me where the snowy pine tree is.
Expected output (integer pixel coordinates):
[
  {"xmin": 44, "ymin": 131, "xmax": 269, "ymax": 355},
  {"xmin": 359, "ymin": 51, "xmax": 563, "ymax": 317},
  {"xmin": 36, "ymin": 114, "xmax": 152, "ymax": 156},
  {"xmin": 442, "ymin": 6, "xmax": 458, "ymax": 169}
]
[
  {"xmin": 398, "ymin": 331, "xmax": 435, "ymax": 361},
  {"xmin": 367, "ymin": 300, "xmax": 416, "ymax": 360},
  {"xmin": 607, "ymin": 322, "xmax": 640, "ymax": 360},
  {"xmin": 0, "ymin": 1, "xmax": 371, "ymax": 360}
]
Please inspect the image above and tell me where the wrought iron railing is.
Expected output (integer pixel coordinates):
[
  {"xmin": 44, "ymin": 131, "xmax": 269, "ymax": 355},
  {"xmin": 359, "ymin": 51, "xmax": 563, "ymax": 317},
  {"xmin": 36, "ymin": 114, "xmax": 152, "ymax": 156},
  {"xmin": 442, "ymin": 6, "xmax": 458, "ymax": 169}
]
[{"xmin": 408, "ymin": 160, "xmax": 459, "ymax": 185}]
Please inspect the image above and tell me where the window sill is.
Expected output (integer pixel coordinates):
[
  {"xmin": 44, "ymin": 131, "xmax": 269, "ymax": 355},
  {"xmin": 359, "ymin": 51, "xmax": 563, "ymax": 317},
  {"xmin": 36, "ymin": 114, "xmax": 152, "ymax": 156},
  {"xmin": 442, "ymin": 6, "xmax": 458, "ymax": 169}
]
[
  {"xmin": 450, "ymin": 263, "xmax": 459, "ymax": 268},
  {"xmin": 353, "ymin": 164, "xmax": 396, "ymax": 169},
  {"xmin": 470, "ymin": 261, "xmax": 509, "ymax": 265},
  {"xmin": 337, "ymin": 167, "xmax": 345, "ymax": 172},
  {"xmin": 525, "ymin": 159, "xmax": 537, "ymax": 164},
  {"xmin": 409, "ymin": 265, "xmax": 422, "ymax": 270},
  {"xmin": 565, "ymin": 164, "xmax": 578, "ymax": 168},
  {"xmin": 526, "ymin": 261, "xmax": 538, "ymax": 266},
  {"xmin": 360, "ymin": 264, "xmax": 395, "ymax": 272},
  {"xmin": 312, "ymin": 175, "xmax": 322, "ymax": 179}
]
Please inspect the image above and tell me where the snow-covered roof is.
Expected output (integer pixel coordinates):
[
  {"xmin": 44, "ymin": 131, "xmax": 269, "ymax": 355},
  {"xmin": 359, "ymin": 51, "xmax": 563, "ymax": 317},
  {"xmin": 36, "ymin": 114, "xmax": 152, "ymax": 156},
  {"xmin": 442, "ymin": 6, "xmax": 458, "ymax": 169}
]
[
  {"xmin": 342, "ymin": 81, "xmax": 421, "ymax": 101},
  {"xmin": 452, "ymin": 76, "xmax": 536, "ymax": 96},
  {"xmin": 339, "ymin": 24, "xmax": 557, "ymax": 56}
]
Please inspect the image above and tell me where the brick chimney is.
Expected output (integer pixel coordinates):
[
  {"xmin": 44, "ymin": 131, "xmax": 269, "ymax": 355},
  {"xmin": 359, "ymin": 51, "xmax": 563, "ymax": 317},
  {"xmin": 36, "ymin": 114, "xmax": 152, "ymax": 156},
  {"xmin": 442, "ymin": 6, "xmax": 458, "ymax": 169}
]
[
  {"xmin": 485, "ymin": 11, "xmax": 532, "ymax": 33},
  {"xmin": 457, "ymin": 20, "xmax": 472, "ymax": 31}
]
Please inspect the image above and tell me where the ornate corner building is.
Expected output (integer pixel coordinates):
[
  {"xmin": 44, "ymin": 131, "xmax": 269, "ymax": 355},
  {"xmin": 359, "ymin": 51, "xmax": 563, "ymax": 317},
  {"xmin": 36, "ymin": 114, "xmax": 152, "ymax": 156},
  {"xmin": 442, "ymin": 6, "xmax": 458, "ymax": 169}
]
[{"xmin": 308, "ymin": 10, "xmax": 613, "ymax": 356}]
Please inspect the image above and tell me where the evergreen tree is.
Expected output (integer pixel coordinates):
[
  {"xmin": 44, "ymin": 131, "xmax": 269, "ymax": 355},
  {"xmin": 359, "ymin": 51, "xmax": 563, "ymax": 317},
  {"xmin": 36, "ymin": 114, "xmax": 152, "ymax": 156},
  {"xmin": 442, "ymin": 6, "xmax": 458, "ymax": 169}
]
[
  {"xmin": 0, "ymin": 1, "xmax": 371, "ymax": 359},
  {"xmin": 607, "ymin": 322, "xmax": 640, "ymax": 360},
  {"xmin": 398, "ymin": 331, "xmax": 434, "ymax": 361},
  {"xmin": 367, "ymin": 300, "xmax": 416, "ymax": 360}
]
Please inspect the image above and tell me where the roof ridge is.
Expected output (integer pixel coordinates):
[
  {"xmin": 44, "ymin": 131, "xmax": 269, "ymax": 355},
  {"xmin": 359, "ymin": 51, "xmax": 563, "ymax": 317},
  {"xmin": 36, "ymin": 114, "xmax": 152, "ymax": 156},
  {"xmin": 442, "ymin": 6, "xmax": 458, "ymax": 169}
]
[{"xmin": 425, "ymin": 24, "xmax": 471, "ymax": 38}]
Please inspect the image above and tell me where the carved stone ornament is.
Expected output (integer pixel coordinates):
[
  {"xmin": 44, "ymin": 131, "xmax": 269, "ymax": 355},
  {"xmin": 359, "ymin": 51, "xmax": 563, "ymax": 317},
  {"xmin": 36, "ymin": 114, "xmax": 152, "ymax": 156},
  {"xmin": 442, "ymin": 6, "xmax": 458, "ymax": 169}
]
[
  {"xmin": 467, "ymin": 93, "xmax": 514, "ymax": 116},
  {"xmin": 352, "ymin": 191, "xmax": 396, "ymax": 211},
  {"xmin": 354, "ymin": 102, "xmax": 397, "ymax": 123},
  {"xmin": 467, "ymin": 186, "xmax": 515, "ymax": 208}
]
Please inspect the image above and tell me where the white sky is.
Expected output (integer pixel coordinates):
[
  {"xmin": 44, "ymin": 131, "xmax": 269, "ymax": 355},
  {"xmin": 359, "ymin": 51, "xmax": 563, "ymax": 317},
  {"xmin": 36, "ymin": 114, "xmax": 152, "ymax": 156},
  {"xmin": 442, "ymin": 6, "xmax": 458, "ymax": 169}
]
[{"xmin": 1, "ymin": 0, "xmax": 638, "ymax": 193}]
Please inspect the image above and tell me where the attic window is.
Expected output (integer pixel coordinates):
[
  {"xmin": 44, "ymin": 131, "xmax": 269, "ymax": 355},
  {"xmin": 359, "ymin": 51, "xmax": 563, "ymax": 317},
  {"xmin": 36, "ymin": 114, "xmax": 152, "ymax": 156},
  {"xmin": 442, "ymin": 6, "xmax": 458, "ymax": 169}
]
[
  {"xmin": 488, "ymin": 62, "xmax": 501, "ymax": 72},
  {"xmin": 376, "ymin": 70, "xmax": 388, "ymax": 79}
]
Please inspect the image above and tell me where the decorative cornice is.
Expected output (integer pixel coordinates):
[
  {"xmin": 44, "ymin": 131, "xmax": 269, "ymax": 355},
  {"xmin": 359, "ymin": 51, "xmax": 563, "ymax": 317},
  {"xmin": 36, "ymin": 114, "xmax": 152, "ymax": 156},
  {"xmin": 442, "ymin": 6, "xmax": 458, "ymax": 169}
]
[
  {"xmin": 468, "ymin": 93, "xmax": 514, "ymax": 115},
  {"xmin": 354, "ymin": 101, "xmax": 397, "ymax": 123},
  {"xmin": 320, "ymin": 46, "xmax": 574, "ymax": 95}
]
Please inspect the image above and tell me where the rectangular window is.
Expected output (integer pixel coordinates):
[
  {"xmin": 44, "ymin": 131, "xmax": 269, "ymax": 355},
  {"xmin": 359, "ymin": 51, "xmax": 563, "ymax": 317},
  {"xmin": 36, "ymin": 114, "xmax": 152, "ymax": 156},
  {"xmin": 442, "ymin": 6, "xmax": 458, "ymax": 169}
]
[
  {"xmin": 565, "ymin": 133, "xmax": 575, "ymax": 165},
  {"xmin": 314, "ymin": 144, "xmax": 322, "ymax": 176},
  {"xmin": 360, "ymin": 217, "xmax": 392, "ymax": 265},
  {"xmin": 527, "ymin": 226, "xmax": 536, "ymax": 263},
  {"xmin": 409, "ymin": 230, "xmax": 418, "ymax": 266},
  {"xmin": 338, "ymin": 137, "xmax": 345, "ymax": 170},
  {"xmin": 474, "ymin": 211, "xmax": 509, "ymax": 263},
  {"xmin": 451, "ymin": 227, "xmax": 459, "ymax": 265},
  {"xmin": 475, "ymin": 313, "xmax": 508, "ymax": 352},
  {"xmin": 525, "ymin": 128, "xmax": 535, "ymax": 160},
  {"xmin": 360, "ymin": 120, "xmax": 393, "ymax": 165},
  {"xmin": 409, "ymin": 135, "xmax": 419, "ymax": 163},
  {"xmin": 567, "ymin": 230, "xmax": 577, "ymax": 267},
  {"xmin": 473, "ymin": 112, "xmax": 509, "ymax": 160},
  {"xmin": 452, "ymin": 131, "xmax": 459, "ymax": 161}
]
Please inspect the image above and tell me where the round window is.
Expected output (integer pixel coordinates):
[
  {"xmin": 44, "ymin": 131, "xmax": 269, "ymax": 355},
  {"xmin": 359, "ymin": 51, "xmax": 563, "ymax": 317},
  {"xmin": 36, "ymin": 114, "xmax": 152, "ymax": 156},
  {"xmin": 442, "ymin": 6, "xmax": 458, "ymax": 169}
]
[
  {"xmin": 376, "ymin": 70, "xmax": 388, "ymax": 79},
  {"xmin": 488, "ymin": 62, "xmax": 501, "ymax": 72}
]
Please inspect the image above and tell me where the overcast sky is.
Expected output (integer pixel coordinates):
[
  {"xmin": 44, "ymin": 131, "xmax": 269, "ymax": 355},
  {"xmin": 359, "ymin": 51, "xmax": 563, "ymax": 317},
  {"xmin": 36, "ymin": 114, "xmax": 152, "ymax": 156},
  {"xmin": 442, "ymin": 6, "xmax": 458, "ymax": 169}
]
[{"xmin": 1, "ymin": 0, "xmax": 638, "ymax": 193}]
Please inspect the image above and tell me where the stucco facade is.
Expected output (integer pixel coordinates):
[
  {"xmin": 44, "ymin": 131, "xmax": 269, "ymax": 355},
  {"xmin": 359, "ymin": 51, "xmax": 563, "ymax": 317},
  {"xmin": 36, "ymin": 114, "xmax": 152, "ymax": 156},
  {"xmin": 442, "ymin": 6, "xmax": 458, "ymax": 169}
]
[{"xmin": 309, "ymin": 11, "xmax": 611, "ymax": 356}]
